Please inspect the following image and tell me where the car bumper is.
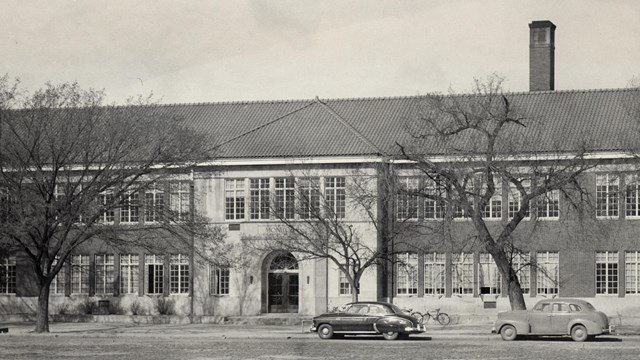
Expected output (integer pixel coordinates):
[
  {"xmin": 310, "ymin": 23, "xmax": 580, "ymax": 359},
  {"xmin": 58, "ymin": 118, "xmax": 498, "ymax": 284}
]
[
  {"xmin": 310, "ymin": 326, "xmax": 317, "ymax": 332},
  {"xmin": 491, "ymin": 327, "xmax": 497, "ymax": 334},
  {"xmin": 603, "ymin": 325, "xmax": 615, "ymax": 335},
  {"xmin": 404, "ymin": 324, "xmax": 426, "ymax": 334}
]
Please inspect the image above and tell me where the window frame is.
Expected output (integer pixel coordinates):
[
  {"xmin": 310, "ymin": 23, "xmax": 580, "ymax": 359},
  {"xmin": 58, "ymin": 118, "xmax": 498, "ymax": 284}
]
[
  {"xmin": 95, "ymin": 254, "xmax": 115, "ymax": 295},
  {"xmin": 424, "ymin": 252, "xmax": 446, "ymax": 295},
  {"xmin": 0, "ymin": 257, "xmax": 16, "ymax": 295},
  {"xmin": 210, "ymin": 265, "xmax": 230, "ymax": 296},
  {"xmin": 324, "ymin": 177, "xmax": 346, "ymax": 219},
  {"xmin": 170, "ymin": 254, "xmax": 190, "ymax": 295},
  {"xmin": 395, "ymin": 252, "xmax": 418, "ymax": 295},
  {"xmin": 225, "ymin": 179, "xmax": 245, "ymax": 221},
  {"xmin": 536, "ymin": 251, "xmax": 559, "ymax": 295},
  {"xmin": 120, "ymin": 254, "xmax": 139, "ymax": 295},
  {"xmin": 595, "ymin": 251, "xmax": 619, "ymax": 295},
  {"xmin": 596, "ymin": 173, "xmax": 619, "ymax": 219}
]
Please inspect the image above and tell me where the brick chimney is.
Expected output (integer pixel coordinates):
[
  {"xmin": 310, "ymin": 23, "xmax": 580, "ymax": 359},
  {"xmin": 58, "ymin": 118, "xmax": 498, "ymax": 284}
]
[{"xmin": 529, "ymin": 20, "xmax": 556, "ymax": 91}]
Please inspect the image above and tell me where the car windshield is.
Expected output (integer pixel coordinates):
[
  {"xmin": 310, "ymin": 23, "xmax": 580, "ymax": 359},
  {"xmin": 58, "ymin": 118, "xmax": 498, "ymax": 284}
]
[{"xmin": 388, "ymin": 304, "xmax": 403, "ymax": 314}]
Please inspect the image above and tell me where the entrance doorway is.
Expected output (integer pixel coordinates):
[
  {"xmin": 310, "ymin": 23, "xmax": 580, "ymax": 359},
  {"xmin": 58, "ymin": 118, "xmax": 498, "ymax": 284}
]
[{"xmin": 267, "ymin": 252, "xmax": 299, "ymax": 313}]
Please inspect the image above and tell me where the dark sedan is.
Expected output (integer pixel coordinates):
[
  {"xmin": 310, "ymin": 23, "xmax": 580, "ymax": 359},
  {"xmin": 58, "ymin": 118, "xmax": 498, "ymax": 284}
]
[{"xmin": 310, "ymin": 301, "xmax": 425, "ymax": 340}]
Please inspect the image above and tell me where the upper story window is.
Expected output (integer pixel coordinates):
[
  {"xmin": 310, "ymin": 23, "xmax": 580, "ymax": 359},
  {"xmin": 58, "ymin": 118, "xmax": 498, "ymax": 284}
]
[
  {"xmin": 396, "ymin": 177, "xmax": 419, "ymax": 220},
  {"xmin": 480, "ymin": 177, "xmax": 502, "ymax": 220},
  {"xmin": 225, "ymin": 179, "xmax": 245, "ymax": 220},
  {"xmin": 324, "ymin": 177, "xmax": 346, "ymax": 219},
  {"xmin": 98, "ymin": 190, "xmax": 115, "ymax": 224},
  {"xmin": 424, "ymin": 178, "xmax": 445, "ymax": 220},
  {"xmin": 298, "ymin": 178, "xmax": 320, "ymax": 219},
  {"xmin": 144, "ymin": 183, "xmax": 164, "ymax": 223},
  {"xmin": 508, "ymin": 180, "xmax": 531, "ymax": 220},
  {"xmin": 120, "ymin": 191, "xmax": 140, "ymax": 224},
  {"xmin": 250, "ymin": 178, "xmax": 270, "ymax": 220},
  {"xmin": 170, "ymin": 182, "xmax": 190, "ymax": 222},
  {"xmin": 596, "ymin": 174, "xmax": 619, "ymax": 219},
  {"xmin": 537, "ymin": 189, "xmax": 560, "ymax": 220},
  {"xmin": 0, "ymin": 257, "xmax": 16, "ymax": 295},
  {"xmin": 274, "ymin": 178, "xmax": 295, "ymax": 220},
  {"xmin": 625, "ymin": 174, "xmax": 640, "ymax": 218}
]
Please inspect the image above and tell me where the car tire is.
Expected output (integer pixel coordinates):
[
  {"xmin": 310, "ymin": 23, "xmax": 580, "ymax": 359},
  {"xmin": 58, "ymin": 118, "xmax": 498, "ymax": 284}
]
[
  {"xmin": 500, "ymin": 325, "xmax": 517, "ymax": 341},
  {"xmin": 571, "ymin": 325, "xmax": 588, "ymax": 342},
  {"xmin": 382, "ymin": 331, "xmax": 399, "ymax": 340},
  {"xmin": 317, "ymin": 324, "xmax": 334, "ymax": 340}
]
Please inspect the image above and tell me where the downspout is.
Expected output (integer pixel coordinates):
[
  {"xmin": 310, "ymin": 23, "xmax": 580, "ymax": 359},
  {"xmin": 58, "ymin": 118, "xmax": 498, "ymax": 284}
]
[{"xmin": 189, "ymin": 168, "xmax": 195, "ymax": 322}]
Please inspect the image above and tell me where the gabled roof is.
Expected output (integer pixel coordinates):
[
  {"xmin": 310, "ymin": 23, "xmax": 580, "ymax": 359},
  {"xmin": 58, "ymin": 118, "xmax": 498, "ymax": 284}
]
[{"xmin": 149, "ymin": 88, "xmax": 640, "ymax": 159}]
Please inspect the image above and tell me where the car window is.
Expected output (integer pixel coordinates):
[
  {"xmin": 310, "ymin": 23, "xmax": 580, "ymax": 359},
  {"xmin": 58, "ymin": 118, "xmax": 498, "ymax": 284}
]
[
  {"xmin": 552, "ymin": 303, "xmax": 569, "ymax": 312},
  {"xmin": 534, "ymin": 303, "xmax": 551, "ymax": 312},
  {"xmin": 569, "ymin": 304, "xmax": 582, "ymax": 312},
  {"xmin": 369, "ymin": 305, "xmax": 390, "ymax": 315},
  {"xmin": 584, "ymin": 302, "xmax": 596, "ymax": 311},
  {"xmin": 346, "ymin": 304, "xmax": 367, "ymax": 314}
]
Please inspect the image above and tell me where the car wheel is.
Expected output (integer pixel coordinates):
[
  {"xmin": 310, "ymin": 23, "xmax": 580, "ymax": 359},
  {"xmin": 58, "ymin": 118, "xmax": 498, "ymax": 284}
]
[
  {"xmin": 317, "ymin": 324, "xmax": 334, "ymax": 340},
  {"xmin": 500, "ymin": 325, "xmax": 517, "ymax": 341},
  {"xmin": 571, "ymin": 325, "xmax": 588, "ymax": 342},
  {"xmin": 382, "ymin": 331, "xmax": 399, "ymax": 340}
]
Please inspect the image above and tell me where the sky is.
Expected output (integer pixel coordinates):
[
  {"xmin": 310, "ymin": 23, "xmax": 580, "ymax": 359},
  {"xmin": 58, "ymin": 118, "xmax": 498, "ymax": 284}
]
[{"xmin": 2, "ymin": 0, "xmax": 639, "ymax": 104}]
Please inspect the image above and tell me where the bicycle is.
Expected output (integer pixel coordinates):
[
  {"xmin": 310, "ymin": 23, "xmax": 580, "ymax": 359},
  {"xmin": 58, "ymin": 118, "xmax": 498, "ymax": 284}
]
[{"xmin": 404, "ymin": 308, "xmax": 450, "ymax": 326}]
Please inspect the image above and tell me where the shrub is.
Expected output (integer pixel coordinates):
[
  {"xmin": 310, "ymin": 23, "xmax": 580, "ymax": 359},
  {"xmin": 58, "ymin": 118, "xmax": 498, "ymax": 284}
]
[
  {"xmin": 154, "ymin": 297, "xmax": 175, "ymax": 315},
  {"xmin": 56, "ymin": 303, "xmax": 72, "ymax": 315},
  {"xmin": 108, "ymin": 299, "xmax": 126, "ymax": 315},
  {"xmin": 78, "ymin": 298, "xmax": 98, "ymax": 315},
  {"xmin": 129, "ymin": 299, "xmax": 144, "ymax": 315}
]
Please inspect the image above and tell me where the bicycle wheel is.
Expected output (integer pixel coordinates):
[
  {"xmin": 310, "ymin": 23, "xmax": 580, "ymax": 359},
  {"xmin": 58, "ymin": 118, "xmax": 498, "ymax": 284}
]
[{"xmin": 437, "ymin": 312, "xmax": 450, "ymax": 325}]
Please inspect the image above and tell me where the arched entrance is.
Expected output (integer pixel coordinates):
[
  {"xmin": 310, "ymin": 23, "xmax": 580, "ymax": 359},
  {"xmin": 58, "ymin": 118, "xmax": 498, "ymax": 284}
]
[{"xmin": 265, "ymin": 252, "xmax": 299, "ymax": 313}]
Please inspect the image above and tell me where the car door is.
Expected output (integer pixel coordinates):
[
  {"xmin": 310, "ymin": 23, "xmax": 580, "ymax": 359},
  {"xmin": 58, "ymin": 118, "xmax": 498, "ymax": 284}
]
[
  {"xmin": 529, "ymin": 302, "xmax": 553, "ymax": 333},
  {"xmin": 550, "ymin": 302, "xmax": 571, "ymax": 334},
  {"xmin": 365, "ymin": 304, "xmax": 389, "ymax": 331},
  {"xmin": 335, "ymin": 303, "xmax": 369, "ymax": 332}
]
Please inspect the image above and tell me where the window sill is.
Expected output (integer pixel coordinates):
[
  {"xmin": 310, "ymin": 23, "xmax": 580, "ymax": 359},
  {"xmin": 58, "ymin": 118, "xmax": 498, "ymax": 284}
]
[{"xmin": 535, "ymin": 217, "xmax": 559, "ymax": 221}]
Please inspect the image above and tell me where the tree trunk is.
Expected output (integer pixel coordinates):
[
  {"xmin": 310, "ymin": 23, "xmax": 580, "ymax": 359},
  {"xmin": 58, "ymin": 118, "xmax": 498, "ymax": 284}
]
[
  {"xmin": 506, "ymin": 273, "xmax": 527, "ymax": 310},
  {"xmin": 34, "ymin": 282, "xmax": 51, "ymax": 333}
]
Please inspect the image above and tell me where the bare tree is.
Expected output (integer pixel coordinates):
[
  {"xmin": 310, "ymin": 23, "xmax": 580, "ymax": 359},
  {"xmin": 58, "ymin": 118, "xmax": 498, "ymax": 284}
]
[
  {"xmin": 397, "ymin": 74, "xmax": 601, "ymax": 310},
  {"xmin": 0, "ymin": 76, "xmax": 219, "ymax": 332},
  {"xmin": 246, "ymin": 169, "xmax": 402, "ymax": 303}
]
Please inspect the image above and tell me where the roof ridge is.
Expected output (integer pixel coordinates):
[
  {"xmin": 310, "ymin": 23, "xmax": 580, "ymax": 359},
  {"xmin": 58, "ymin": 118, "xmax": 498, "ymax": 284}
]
[
  {"xmin": 213, "ymin": 101, "xmax": 315, "ymax": 148},
  {"xmin": 314, "ymin": 97, "xmax": 387, "ymax": 156}
]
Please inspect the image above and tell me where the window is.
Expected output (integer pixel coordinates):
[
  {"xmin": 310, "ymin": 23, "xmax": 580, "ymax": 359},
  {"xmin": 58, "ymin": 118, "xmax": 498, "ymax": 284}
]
[
  {"xmin": 146, "ymin": 255, "xmax": 164, "ymax": 295},
  {"xmin": 99, "ymin": 190, "xmax": 115, "ymax": 223},
  {"xmin": 424, "ymin": 178, "xmax": 445, "ymax": 220},
  {"xmin": 51, "ymin": 257, "xmax": 65, "ymax": 295},
  {"xmin": 120, "ymin": 191, "xmax": 139, "ymax": 224},
  {"xmin": 250, "ymin": 178, "xmax": 270, "ymax": 220},
  {"xmin": 537, "ymin": 189, "xmax": 559, "ymax": 219},
  {"xmin": 338, "ymin": 269, "xmax": 352, "ymax": 296},
  {"xmin": 596, "ymin": 174, "xmax": 619, "ymax": 218},
  {"xmin": 625, "ymin": 251, "xmax": 640, "ymax": 294},
  {"xmin": 54, "ymin": 184, "xmax": 82, "ymax": 223},
  {"xmin": 170, "ymin": 182, "xmax": 190, "ymax": 221},
  {"xmin": 71, "ymin": 255, "xmax": 90, "ymax": 294},
  {"xmin": 595, "ymin": 251, "xmax": 618, "ymax": 295},
  {"xmin": 275, "ymin": 178, "xmax": 295, "ymax": 219},
  {"xmin": 225, "ymin": 179, "xmax": 245, "ymax": 220},
  {"xmin": 508, "ymin": 180, "xmax": 530, "ymax": 219},
  {"xmin": 0, "ymin": 187, "xmax": 10, "ymax": 222},
  {"xmin": 452, "ymin": 253, "xmax": 474, "ymax": 294},
  {"xmin": 0, "ymin": 257, "xmax": 16, "ymax": 294},
  {"xmin": 424, "ymin": 253, "xmax": 446, "ymax": 295},
  {"xmin": 298, "ymin": 178, "xmax": 320, "ymax": 219},
  {"xmin": 452, "ymin": 181, "xmax": 472, "ymax": 219},
  {"xmin": 325, "ymin": 177, "xmax": 346, "ymax": 219},
  {"xmin": 479, "ymin": 254, "xmax": 501, "ymax": 294},
  {"xmin": 626, "ymin": 175, "xmax": 640, "ymax": 218},
  {"xmin": 512, "ymin": 253, "xmax": 531, "ymax": 294},
  {"xmin": 170, "ymin": 254, "xmax": 190, "ymax": 294},
  {"xmin": 120, "ymin": 254, "xmax": 139, "ymax": 294},
  {"xmin": 396, "ymin": 252, "xmax": 418, "ymax": 295},
  {"xmin": 210, "ymin": 266, "xmax": 230, "ymax": 295},
  {"xmin": 480, "ymin": 178, "xmax": 502, "ymax": 219},
  {"xmin": 536, "ymin": 252, "xmax": 559, "ymax": 295},
  {"xmin": 95, "ymin": 254, "xmax": 115, "ymax": 295},
  {"xmin": 396, "ymin": 177, "xmax": 419, "ymax": 220},
  {"xmin": 144, "ymin": 183, "xmax": 164, "ymax": 223}
]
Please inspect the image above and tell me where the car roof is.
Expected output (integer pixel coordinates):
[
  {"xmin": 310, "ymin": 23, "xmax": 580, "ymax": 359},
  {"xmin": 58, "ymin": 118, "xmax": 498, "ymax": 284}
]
[
  {"xmin": 535, "ymin": 298, "xmax": 592, "ymax": 306},
  {"xmin": 345, "ymin": 301, "xmax": 394, "ymax": 306}
]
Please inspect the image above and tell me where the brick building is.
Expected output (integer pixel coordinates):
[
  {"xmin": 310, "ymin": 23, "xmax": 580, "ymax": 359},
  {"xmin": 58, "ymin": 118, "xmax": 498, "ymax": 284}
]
[{"xmin": 2, "ymin": 20, "xmax": 640, "ymax": 318}]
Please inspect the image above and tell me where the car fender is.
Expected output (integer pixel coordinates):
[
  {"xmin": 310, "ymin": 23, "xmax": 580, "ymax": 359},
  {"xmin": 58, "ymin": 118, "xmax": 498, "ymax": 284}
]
[
  {"xmin": 567, "ymin": 319, "xmax": 602, "ymax": 335},
  {"xmin": 495, "ymin": 319, "xmax": 531, "ymax": 335},
  {"xmin": 374, "ymin": 316, "xmax": 412, "ymax": 334}
]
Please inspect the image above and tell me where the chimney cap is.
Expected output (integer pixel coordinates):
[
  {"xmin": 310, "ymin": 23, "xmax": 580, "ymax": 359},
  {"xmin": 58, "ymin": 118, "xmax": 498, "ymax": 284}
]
[{"xmin": 529, "ymin": 20, "xmax": 556, "ymax": 30}]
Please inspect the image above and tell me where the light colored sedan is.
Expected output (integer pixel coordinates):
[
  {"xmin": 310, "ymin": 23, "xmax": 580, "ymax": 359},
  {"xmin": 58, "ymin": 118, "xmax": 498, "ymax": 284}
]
[{"xmin": 492, "ymin": 298, "xmax": 615, "ymax": 342}]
